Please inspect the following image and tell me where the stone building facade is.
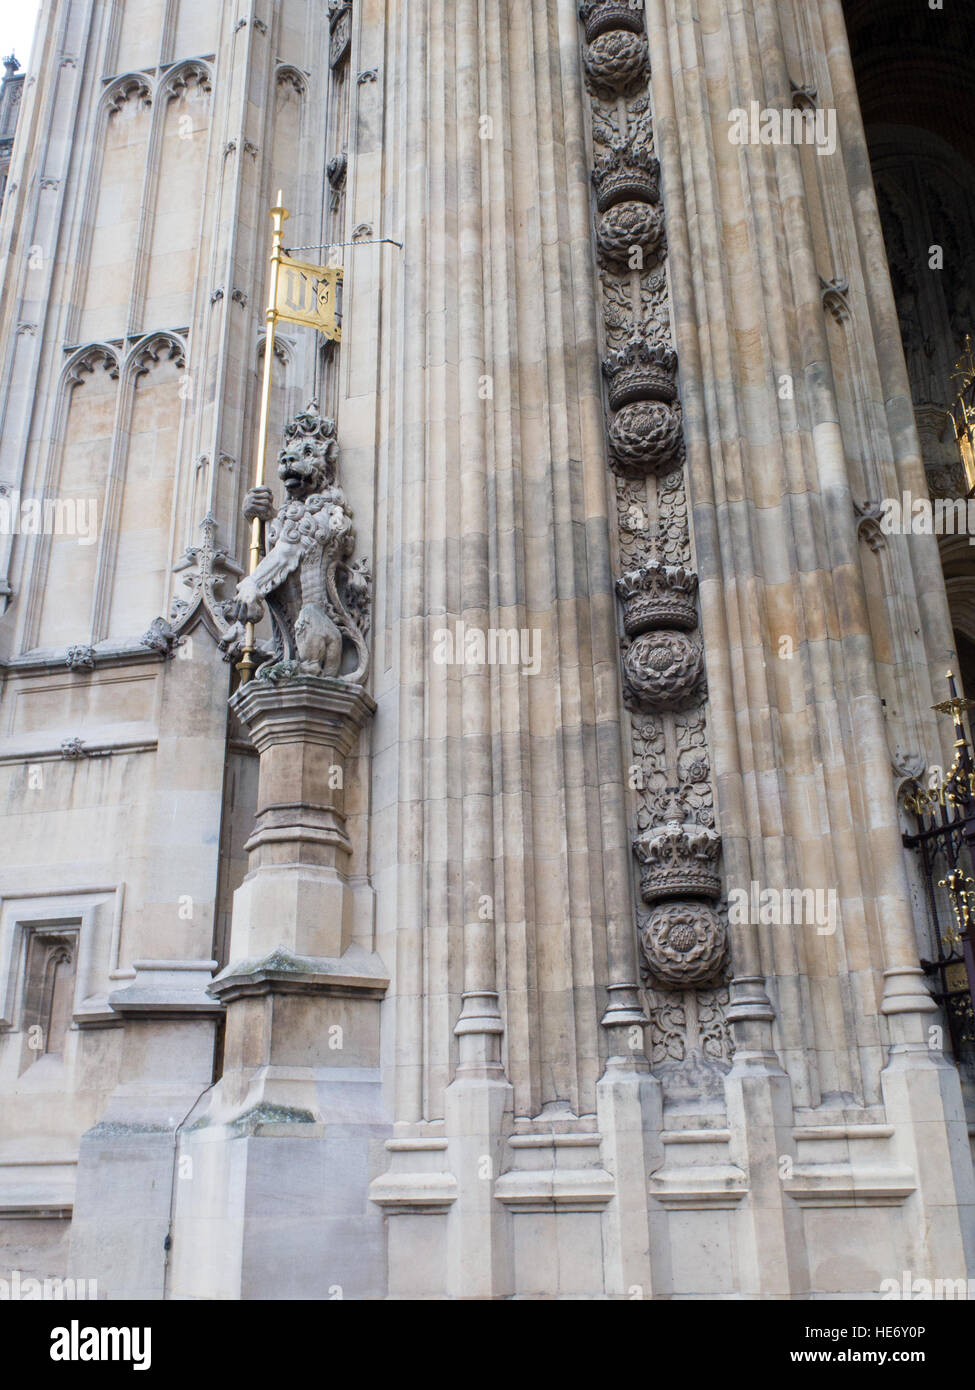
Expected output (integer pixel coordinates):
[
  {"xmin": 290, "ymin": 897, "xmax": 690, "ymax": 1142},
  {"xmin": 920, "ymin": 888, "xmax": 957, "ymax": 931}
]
[
  {"xmin": 0, "ymin": 0, "xmax": 973, "ymax": 1299},
  {"xmin": 0, "ymin": 55, "xmax": 24, "ymax": 211}
]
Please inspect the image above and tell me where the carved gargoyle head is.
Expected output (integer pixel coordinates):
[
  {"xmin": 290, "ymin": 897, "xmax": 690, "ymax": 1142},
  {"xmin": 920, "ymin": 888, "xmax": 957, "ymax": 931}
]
[{"xmin": 276, "ymin": 401, "xmax": 339, "ymax": 499}]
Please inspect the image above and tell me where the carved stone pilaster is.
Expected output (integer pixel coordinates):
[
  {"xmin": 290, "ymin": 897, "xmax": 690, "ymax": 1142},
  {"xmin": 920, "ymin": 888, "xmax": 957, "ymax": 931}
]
[{"xmin": 576, "ymin": 1, "xmax": 727, "ymax": 1021}]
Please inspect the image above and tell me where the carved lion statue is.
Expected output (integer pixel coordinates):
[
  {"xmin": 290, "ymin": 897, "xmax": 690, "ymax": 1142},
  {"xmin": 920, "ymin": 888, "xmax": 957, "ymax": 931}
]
[{"xmin": 221, "ymin": 404, "xmax": 370, "ymax": 683}]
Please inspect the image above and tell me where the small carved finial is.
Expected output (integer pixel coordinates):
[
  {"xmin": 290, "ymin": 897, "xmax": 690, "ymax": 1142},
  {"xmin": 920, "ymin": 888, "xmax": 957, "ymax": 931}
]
[
  {"xmin": 854, "ymin": 499, "xmax": 886, "ymax": 551},
  {"xmin": 140, "ymin": 616, "xmax": 181, "ymax": 657},
  {"xmin": 65, "ymin": 644, "xmax": 95, "ymax": 671}
]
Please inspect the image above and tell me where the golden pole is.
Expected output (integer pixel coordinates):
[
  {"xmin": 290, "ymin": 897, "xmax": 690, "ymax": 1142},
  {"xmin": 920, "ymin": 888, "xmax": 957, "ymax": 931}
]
[{"xmin": 237, "ymin": 191, "xmax": 289, "ymax": 683}]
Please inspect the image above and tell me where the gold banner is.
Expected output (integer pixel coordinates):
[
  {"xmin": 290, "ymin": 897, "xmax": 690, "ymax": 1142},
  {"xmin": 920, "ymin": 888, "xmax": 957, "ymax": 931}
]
[{"xmin": 274, "ymin": 255, "xmax": 342, "ymax": 339}]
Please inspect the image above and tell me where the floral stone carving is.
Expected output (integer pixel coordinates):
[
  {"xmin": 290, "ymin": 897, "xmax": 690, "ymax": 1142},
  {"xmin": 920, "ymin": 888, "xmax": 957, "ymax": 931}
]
[
  {"xmin": 65, "ymin": 645, "xmax": 95, "ymax": 670},
  {"xmin": 596, "ymin": 200, "xmax": 664, "ymax": 268},
  {"xmin": 639, "ymin": 900, "xmax": 726, "ymax": 989},
  {"xmin": 622, "ymin": 629, "xmax": 705, "ymax": 710},
  {"xmin": 584, "ymin": 29, "xmax": 649, "ymax": 93},
  {"xmin": 608, "ymin": 399, "xmax": 684, "ymax": 475}
]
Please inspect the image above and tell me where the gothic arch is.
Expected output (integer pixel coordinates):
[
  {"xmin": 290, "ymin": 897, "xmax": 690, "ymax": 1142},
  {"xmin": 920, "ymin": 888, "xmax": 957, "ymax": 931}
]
[
  {"xmin": 158, "ymin": 58, "xmax": 213, "ymax": 104},
  {"xmin": 124, "ymin": 329, "xmax": 187, "ymax": 384},
  {"xmin": 86, "ymin": 330, "xmax": 190, "ymax": 640},
  {"xmin": 64, "ymin": 75, "xmax": 155, "ymax": 346},
  {"xmin": 275, "ymin": 65, "xmax": 308, "ymax": 97},
  {"xmin": 19, "ymin": 344, "xmax": 121, "ymax": 651},
  {"xmin": 101, "ymin": 73, "xmax": 153, "ymax": 119}
]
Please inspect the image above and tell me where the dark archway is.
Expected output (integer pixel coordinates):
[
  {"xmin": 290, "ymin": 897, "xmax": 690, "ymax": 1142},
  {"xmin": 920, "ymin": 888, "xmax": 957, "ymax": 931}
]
[{"xmin": 844, "ymin": 1, "xmax": 975, "ymax": 672}]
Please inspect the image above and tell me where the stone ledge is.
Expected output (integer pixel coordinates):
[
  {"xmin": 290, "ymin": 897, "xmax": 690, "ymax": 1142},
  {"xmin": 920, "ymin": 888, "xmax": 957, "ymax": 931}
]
[
  {"xmin": 108, "ymin": 959, "xmax": 222, "ymax": 1017},
  {"xmin": 229, "ymin": 675, "xmax": 376, "ymax": 756},
  {"xmin": 368, "ymin": 1171, "xmax": 459, "ymax": 1211},
  {"xmin": 493, "ymin": 1166, "xmax": 616, "ymax": 1212},
  {"xmin": 0, "ymin": 1201, "xmax": 73, "ymax": 1219},
  {"xmin": 0, "ymin": 641, "xmax": 168, "ymax": 675},
  {"xmin": 0, "ymin": 734, "xmax": 158, "ymax": 765},
  {"xmin": 209, "ymin": 943, "xmax": 388, "ymax": 1002},
  {"xmin": 783, "ymin": 1168, "xmax": 916, "ymax": 1208},
  {"xmin": 649, "ymin": 1169, "xmax": 749, "ymax": 1209}
]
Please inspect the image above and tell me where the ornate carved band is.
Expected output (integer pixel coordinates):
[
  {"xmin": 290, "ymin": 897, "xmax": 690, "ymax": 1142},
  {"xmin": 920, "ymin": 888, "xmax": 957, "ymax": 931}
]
[{"xmin": 578, "ymin": 0, "xmax": 727, "ymax": 995}]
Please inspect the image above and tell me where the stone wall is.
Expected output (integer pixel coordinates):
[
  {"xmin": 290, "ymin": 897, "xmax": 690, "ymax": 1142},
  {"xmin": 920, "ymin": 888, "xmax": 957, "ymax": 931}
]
[{"xmin": 0, "ymin": 0, "xmax": 971, "ymax": 1299}]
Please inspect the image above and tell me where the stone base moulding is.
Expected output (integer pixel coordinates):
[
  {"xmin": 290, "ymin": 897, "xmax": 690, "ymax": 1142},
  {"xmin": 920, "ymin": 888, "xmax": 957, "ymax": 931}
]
[{"xmin": 494, "ymin": 1132, "xmax": 616, "ymax": 1214}]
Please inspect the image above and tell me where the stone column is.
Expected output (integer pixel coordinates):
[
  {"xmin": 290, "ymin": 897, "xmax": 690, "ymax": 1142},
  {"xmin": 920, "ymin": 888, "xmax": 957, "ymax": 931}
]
[
  {"xmin": 641, "ymin": 0, "xmax": 974, "ymax": 1293},
  {"xmin": 168, "ymin": 674, "xmax": 390, "ymax": 1300}
]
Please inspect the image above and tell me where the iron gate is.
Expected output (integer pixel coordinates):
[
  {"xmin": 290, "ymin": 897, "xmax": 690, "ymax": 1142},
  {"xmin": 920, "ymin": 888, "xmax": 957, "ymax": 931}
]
[{"xmin": 902, "ymin": 673, "xmax": 975, "ymax": 1063}]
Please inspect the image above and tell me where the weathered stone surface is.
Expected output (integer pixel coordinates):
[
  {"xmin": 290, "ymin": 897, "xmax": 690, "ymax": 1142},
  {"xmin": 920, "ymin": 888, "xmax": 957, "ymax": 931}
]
[{"xmin": 0, "ymin": 0, "xmax": 971, "ymax": 1304}]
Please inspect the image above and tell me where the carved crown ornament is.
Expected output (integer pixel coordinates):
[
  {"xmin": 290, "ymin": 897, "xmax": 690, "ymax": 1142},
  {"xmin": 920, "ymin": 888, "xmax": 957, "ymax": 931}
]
[
  {"xmin": 633, "ymin": 818, "xmax": 722, "ymax": 904},
  {"xmin": 603, "ymin": 333, "xmax": 677, "ymax": 408},
  {"xmin": 578, "ymin": 0, "xmax": 646, "ymax": 43},
  {"xmin": 592, "ymin": 141, "xmax": 659, "ymax": 211},
  {"xmin": 616, "ymin": 559, "xmax": 698, "ymax": 635}
]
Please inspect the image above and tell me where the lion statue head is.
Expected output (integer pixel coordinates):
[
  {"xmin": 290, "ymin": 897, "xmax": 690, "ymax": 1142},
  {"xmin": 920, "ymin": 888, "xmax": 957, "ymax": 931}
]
[{"xmin": 276, "ymin": 401, "xmax": 338, "ymax": 499}]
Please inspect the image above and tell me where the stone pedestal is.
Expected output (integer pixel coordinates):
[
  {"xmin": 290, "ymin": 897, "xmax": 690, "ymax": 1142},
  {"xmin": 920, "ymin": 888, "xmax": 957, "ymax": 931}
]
[
  {"xmin": 225, "ymin": 676, "xmax": 377, "ymax": 962},
  {"xmin": 168, "ymin": 675, "xmax": 390, "ymax": 1299}
]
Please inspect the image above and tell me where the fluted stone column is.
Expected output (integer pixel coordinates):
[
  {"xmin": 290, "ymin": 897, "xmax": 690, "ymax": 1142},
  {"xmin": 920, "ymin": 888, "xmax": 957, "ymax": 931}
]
[{"xmin": 642, "ymin": 0, "xmax": 974, "ymax": 1293}]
